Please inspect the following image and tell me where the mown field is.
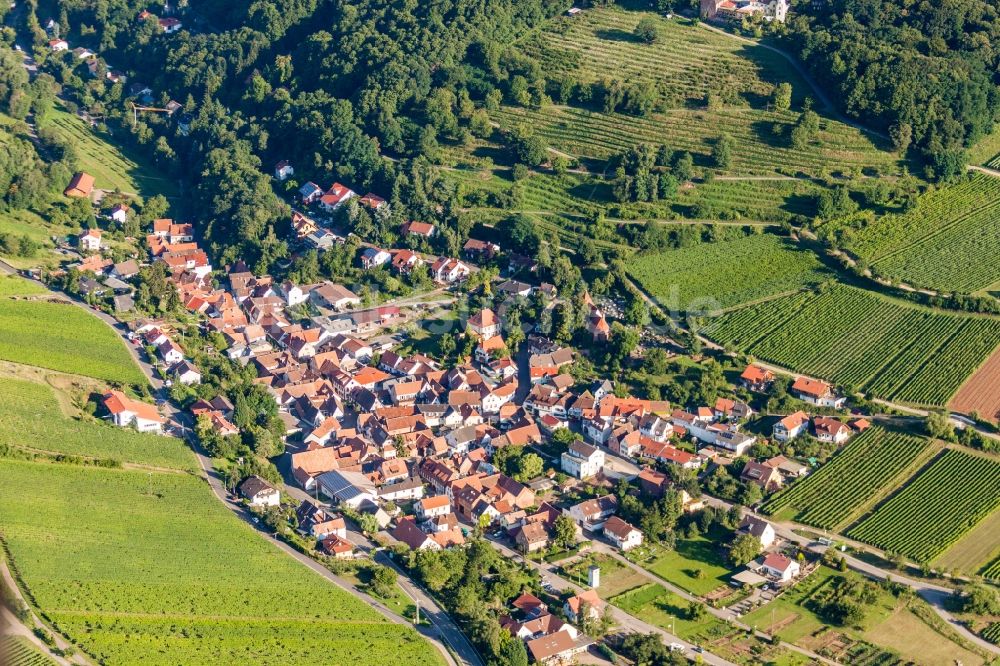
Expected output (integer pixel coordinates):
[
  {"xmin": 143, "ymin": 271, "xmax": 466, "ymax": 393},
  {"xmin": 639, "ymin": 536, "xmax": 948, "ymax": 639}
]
[
  {"xmin": 848, "ymin": 173, "xmax": 1000, "ymax": 293},
  {"xmin": 43, "ymin": 106, "xmax": 178, "ymax": 200},
  {"xmin": 0, "ymin": 636, "xmax": 58, "ymax": 666},
  {"xmin": 626, "ymin": 233, "xmax": 830, "ymax": 312},
  {"xmin": 763, "ymin": 428, "xmax": 933, "ymax": 530},
  {"xmin": 848, "ymin": 450, "xmax": 1000, "ymax": 562},
  {"xmin": 0, "ymin": 276, "xmax": 146, "ymax": 385},
  {"xmin": 0, "ymin": 376, "xmax": 195, "ymax": 470},
  {"xmin": 0, "ymin": 458, "xmax": 442, "ymax": 666},
  {"xmin": 704, "ymin": 284, "xmax": 1000, "ymax": 406}
]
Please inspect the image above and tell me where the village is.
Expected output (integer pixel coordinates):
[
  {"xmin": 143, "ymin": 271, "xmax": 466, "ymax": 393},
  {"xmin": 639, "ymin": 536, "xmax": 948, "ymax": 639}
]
[{"xmin": 38, "ymin": 154, "xmax": 904, "ymax": 666}]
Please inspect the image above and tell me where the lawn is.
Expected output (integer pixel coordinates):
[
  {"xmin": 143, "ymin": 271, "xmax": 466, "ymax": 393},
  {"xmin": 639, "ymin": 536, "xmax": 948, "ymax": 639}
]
[
  {"xmin": 0, "ymin": 458, "xmax": 443, "ymax": 666},
  {"xmin": 625, "ymin": 527, "xmax": 734, "ymax": 597},
  {"xmin": 0, "ymin": 375, "xmax": 195, "ymax": 470},
  {"xmin": 626, "ymin": 232, "xmax": 830, "ymax": 313},
  {"xmin": 0, "ymin": 276, "xmax": 146, "ymax": 385},
  {"xmin": 560, "ymin": 553, "xmax": 648, "ymax": 598},
  {"xmin": 43, "ymin": 105, "xmax": 179, "ymax": 200}
]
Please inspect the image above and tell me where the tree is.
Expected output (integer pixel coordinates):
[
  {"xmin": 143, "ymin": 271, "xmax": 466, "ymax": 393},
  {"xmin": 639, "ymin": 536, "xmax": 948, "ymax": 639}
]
[
  {"xmin": 552, "ymin": 514, "xmax": 578, "ymax": 550},
  {"xmin": 634, "ymin": 18, "xmax": 660, "ymax": 44},
  {"xmin": 728, "ymin": 533, "xmax": 762, "ymax": 566},
  {"xmin": 368, "ymin": 564, "xmax": 398, "ymax": 598},
  {"xmin": 712, "ymin": 134, "xmax": 734, "ymax": 169},
  {"xmin": 772, "ymin": 82, "xmax": 792, "ymax": 112}
]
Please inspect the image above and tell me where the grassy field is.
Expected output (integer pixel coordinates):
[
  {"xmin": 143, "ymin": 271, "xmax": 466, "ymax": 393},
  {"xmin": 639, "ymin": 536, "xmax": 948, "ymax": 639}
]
[
  {"xmin": 763, "ymin": 427, "xmax": 934, "ymax": 530},
  {"xmin": 741, "ymin": 567, "xmax": 983, "ymax": 665},
  {"xmin": 0, "ymin": 636, "xmax": 58, "ymax": 666},
  {"xmin": 626, "ymin": 232, "xmax": 830, "ymax": 312},
  {"xmin": 43, "ymin": 106, "xmax": 178, "ymax": 200},
  {"xmin": 0, "ymin": 375, "xmax": 195, "ymax": 470},
  {"xmin": 0, "ymin": 458, "xmax": 443, "ymax": 666},
  {"xmin": 624, "ymin": 527, "xmax": 734, "ymax": 597},
  {"xmin": 848, "ymin": 450, "xmax": 1000, "ymax": 562},
  {"xmin": 848, "ymin": 173, "xmax": 1000, "ymax": 294},
  {"xmin": 704, "ymin": 284, "xmax": 1000, "ymax": 406},
  {"xmin": 0, "ymin": 276, "xmax": 146, "ymax": 385}
]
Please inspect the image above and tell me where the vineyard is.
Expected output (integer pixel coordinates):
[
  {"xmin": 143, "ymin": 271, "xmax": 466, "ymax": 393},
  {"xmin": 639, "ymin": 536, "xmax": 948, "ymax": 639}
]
[
  {"xmin": 703, "ymin": 284, "xmax": 1000, "ymax": 406},
  {"xmin": 0, "ymin": 637, "xmax": 56, "ymax": 666},
  {"xmin": 762, "ymin": 428, "xmax": 933, "ymax": 530},
  {"xmin": 0, "ymin": 281, "xmax": 147, "ymax": 386},
  {"xmin": 626, "ymin": 233, "xmax": 830, "ymax": 312},
  {"xmin": 847, "ymin": 450, "xmax": 1000, "ymax": 562},
  {"xmin": 0, "ymin": 458, "xmax": 443, "ymax": 666},
  {"xmin": 0, "ymin": 376, "xmax": 196, "ymax": 470},
  {"xmin": 848, "ymin": 173, "xmax": 1000, "ymax": 293}
]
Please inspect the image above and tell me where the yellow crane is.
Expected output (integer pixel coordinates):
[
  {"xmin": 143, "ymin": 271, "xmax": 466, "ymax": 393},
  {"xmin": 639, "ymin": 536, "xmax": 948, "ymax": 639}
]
[{"xmin": 128, "ymin": 101, "xmax": 170, "ymax": 127}]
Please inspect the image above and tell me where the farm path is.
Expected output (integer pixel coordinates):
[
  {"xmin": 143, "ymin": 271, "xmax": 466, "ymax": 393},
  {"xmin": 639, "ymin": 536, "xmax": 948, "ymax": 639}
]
[
  {"xmin": 590, "ymin": 543, "xmax": 841, "ymax": 665},
  {"xmin": 702, "ymin": 499, "xmax": 1000, "ymax": 656},
  {"xmin": 968, "ymin": 164, "xmax": 1000, "ymax": 179}
]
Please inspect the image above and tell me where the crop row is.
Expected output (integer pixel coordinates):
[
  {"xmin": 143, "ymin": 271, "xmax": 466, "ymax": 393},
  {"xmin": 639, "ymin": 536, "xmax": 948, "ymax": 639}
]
[
  {"xmin": 1, "ymin": 637, "xmax": 57, "ymax": 666},
  {"xmin": 706, "ymin": 284, "xmax": 1000, "ymax": 406},
  {"xmin": 763, "ymin": 427, "xmax": 931, "ymax": 530},
  {"xmin": 847, "ymin": 450, "xmax": 1000, "ymax": 562}
]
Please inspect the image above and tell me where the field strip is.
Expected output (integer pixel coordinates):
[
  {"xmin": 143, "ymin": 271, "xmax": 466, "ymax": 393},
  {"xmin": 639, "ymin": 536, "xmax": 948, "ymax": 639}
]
[{"xmin": 933, "ymin": 507, "xmax": 1000, "ymax": 572}]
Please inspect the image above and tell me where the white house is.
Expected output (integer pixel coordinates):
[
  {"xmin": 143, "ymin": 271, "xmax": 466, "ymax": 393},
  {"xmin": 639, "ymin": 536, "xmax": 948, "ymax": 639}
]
[
  {"xmin": 415, "ymin": 495, "xmax": 452, "ymax": 521},
  {"xmin": 603, "ymin": 516, "xmax": 643, "ymax": 551},
  {"xmin": 760, "ymin": 553, "xmax": 800, "ymax": 582},
  {"xmin": 738, "ymin": 515, "xmax": 776, "ymax": 549},
  {"xmin": 171, "ymin": 360, "xmax": 202, "ymax": 385},
  {"xmin": 565, "ymin": 494, "xmax": 617, "ymax": 532},
  {"xmin": 239, "ymin": 475, "xmax": 280, "ymax": 508},
  {"xmin": 791, "ymin": 377, "xmax": 846, "ymax": 409},
  {"xmin": 79, "ymin": 228, "xmax": 102, "ymax": 252},
  {"xmin": 468, "ymin": 308, "xmax": 501, "ymax": 339},
  {"xmin": 102, "ymin": 390, "xmax": 165, "ymax": 433},
  {"xmin": 560, "ymin": 440, "xmax": 605, "ymax": 479},
  {"xmin": 773, "ymin": 411, "xmax": 809, "ymax": 442},
  {"xmin": 274, "ymin": 160, "xmax": 294, "ymax": 181}
]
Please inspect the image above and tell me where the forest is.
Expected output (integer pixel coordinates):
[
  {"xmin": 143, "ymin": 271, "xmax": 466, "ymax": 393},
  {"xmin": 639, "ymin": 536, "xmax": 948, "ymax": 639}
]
[{"xmin": 783, "ymin": 0, "xmax": 1000, "ymax": 178}]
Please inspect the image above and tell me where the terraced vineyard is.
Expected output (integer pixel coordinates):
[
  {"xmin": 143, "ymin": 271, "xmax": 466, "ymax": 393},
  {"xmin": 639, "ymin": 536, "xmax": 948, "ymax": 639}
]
[
  {"xmin": 704, "ymin": 284, "xmax": 1000, "ymax": 406},
  {"xmin": 848, "ymin": 450, "xmax": 1000, "ymax": 562},
  {"xmin": 496, "ymin": 105, "xmax": 900, "ymax": 178},
  {"xmin": 0, "ymin": 637, "xmax": 57, "ymax": 666},
  {"xmin": 849, "ymin": 173, "xmax": 1000, "ymax": 293},
  {"xmin": 520, "ymin": 8, "xmax": 799, "ymax": 108},
  {"xmin": 626, "ymin": 233, "xmax": 830, "ymax": 312},
  {"xmin": 763, "ymin": 428, "xmax": 933, "ymax": 530}
]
